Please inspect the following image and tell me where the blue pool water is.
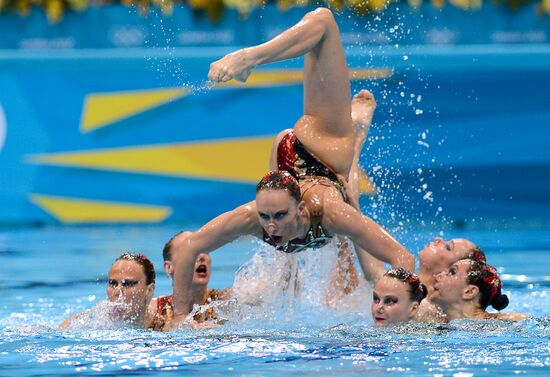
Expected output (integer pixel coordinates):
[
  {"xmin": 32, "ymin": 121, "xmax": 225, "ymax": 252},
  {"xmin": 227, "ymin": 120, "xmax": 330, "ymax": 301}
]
[{"xmin": 0, "ymin": 225, "xmax": 549, "ymax": 376}]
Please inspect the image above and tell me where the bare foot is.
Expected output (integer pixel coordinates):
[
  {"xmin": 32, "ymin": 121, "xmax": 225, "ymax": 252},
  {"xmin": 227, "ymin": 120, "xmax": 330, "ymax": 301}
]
[{"xmin": 351, "ymin": 89, "xmax": 377, "ymax": 148}]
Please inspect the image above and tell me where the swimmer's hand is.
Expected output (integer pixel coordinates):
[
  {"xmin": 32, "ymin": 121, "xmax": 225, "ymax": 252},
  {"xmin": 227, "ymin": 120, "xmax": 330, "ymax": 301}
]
[
  {"xmin": 208, "ymin": 49, "xmax": 254, "ymax": 83},
  {"xmin": 149, "ymin": 314, "xmax": 167, "ymax": 332},
  {"xmin": 148, "ymin": 304, "xmax": 173, "ymax": 332}
]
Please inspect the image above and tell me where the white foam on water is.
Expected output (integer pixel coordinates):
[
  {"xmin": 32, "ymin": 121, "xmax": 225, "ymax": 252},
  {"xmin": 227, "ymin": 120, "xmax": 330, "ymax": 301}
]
[
  {"xmin": 228, "ymin": 239, "xmax": 373, "ymax": 325},
  {"xmin": 62, "ymin": 300, "xmax": 136, "ymax": 331}
]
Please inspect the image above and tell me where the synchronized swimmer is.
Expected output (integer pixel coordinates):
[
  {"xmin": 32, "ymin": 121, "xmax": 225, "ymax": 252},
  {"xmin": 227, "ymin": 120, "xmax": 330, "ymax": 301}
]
[
  {"xmin": 60, "ymin": 7, "xmax": 524, "ymax": 331},
  {"xmin": 168, "ymin": 7, "xmax": 415, "ymax": 328}
]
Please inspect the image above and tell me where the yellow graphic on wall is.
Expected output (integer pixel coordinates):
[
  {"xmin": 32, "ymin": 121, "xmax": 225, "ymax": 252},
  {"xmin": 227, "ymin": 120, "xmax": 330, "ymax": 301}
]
[
  {"xmin": 28, "ymin": 68, "xmax": 383, "ymax": 224},
  {"xmin": 27, "ymin": 137, "xmax": 376, "ymax": 194},
  {"xmin": 29, "ymin": 194, "xmax": 172, "ymax": 224},
  {"xmin": 80, "ymin": 87, "xmax": 191, "ymax": 133},
  {"xmin": 27, "ymin": 137, "xmax": 274, "ymax": 183},
  {"xmin": 80, "ymin": 68, "xmax": 391, "ymax": 133}
]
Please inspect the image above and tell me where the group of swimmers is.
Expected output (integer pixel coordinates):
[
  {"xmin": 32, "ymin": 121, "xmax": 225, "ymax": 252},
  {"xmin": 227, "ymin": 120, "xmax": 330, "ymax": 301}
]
[{"xmin": 61, "ymin": 7, "xmax": 524, "ymax": 331}]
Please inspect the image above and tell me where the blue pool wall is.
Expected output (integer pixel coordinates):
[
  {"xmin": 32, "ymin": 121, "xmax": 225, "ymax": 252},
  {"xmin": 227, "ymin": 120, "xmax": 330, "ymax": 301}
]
[{"xmin": 0, "ymin": 4, "xmax": 549, "ymax": 226}]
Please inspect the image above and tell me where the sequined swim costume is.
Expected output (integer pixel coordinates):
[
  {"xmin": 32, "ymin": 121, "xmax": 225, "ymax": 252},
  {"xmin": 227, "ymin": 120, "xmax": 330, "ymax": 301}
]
[
  {"xmin": 263, "ymin": 215, "xmax": 331, "ymax": 254},
  {"xmin": 156, "ymin": 291, "xmax": 224, "ymax": 323},
  {"xmin": 156, "ymin": 295, "xmax": 174, "ymax": 316},
  {"xmin": 277, "ymin": 130, "xmax": 342, "ymax": 184},
  {"xmin": 192, "ymin": 289, "xmax": 224, "ymax": 323}
]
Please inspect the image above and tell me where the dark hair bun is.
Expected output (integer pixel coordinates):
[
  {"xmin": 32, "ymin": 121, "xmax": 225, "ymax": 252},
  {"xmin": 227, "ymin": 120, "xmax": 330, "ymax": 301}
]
[{"xmin": 491, "ymin": 293, "xmax": 509, "ymax": 311}]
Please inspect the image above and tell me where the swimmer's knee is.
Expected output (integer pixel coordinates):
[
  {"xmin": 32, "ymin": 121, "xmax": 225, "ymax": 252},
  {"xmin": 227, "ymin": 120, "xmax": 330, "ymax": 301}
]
[{"xmin": 308, "ymin": 8, "xmax": 336, "ymax": 28}]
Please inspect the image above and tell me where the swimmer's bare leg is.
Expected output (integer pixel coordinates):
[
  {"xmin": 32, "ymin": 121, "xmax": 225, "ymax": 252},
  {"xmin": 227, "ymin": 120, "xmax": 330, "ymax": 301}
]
[
  {"xmin": 346, "ymin": 89, "xmax": 385, "ymax": 284},
  {"xmin": 300, "ymin": 10, "xmax": 351, "ymax": 138},
  {"xmin": 209, "ymin": 8, "xmax": 353, "ymax": 175},
  {"xmin": 209, "ymin": 8, "xmax": 350, "ymax": 125},
  {"xmin": 347, "ymin": 89, "xmax": 377, "ymax": 208}
]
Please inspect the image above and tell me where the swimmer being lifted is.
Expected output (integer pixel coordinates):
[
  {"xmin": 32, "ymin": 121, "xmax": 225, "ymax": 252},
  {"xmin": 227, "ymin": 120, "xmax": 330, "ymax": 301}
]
[{"xmin": 168, "ymin": 8, "xmax": 414, "ymax": 328}]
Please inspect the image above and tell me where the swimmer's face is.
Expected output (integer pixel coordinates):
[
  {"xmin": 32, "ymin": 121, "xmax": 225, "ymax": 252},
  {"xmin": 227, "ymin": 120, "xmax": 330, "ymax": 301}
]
[
  {"xmin": 256, "ymin": 189, "xmax": 304, "ymax": 246},
  {"xmin": 371, "ymin": 276, "xmax": 418, "ymax": 326},
  {"xmin": 419, "ymin": 237, "xmax": 477, "ymax": 272},
  {"xmin": 106, "ymin": 259, "xmax": 154, "ymax": 321},
  {"xmin": 193, "ymin": 253, "xmax": 212, "ymax": 285},
  {"xmin": 431, "ymin": 259, "xmax": 472, "ymax": 307}
]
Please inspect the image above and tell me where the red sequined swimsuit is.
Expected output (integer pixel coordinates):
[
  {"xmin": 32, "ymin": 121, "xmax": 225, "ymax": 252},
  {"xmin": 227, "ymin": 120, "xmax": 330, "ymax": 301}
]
[
  {"xmin": 156, "ymin": 291, "xmax": 223, "ymax": 322},
  {"xmin": 156, "ymin": 295, "xmax": 174, "ymax": 316},
  {"xmin": 277, "ymin": 130, "xmax": 342, "ymax": 184}
]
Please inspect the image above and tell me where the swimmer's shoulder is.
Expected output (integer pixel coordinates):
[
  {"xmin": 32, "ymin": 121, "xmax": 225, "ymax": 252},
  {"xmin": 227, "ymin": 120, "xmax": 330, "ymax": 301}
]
[{"xmin": 415, "ymin": 300, "xmax": 447, "ymax": 323}]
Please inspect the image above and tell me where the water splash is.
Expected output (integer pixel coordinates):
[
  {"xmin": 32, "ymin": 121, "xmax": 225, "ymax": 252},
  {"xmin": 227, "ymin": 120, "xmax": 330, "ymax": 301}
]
[{"xmin": 229, "ymin": 240, "xmax": 372, "ymax": 326}]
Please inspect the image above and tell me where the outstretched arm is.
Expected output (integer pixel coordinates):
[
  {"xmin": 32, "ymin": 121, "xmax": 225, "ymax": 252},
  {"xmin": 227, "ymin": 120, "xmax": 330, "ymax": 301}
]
[
  {"xmin": 323, "ymin": 197, "xmax": 415, "ymax": 272},
  {"xmin": 170, "ymin": 202, "xmax": 261, "ymax": 325}
]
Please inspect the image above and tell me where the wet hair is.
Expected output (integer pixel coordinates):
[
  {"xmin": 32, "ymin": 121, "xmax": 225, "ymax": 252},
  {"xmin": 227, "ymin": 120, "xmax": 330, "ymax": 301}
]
[
  {"xmin": 466, "ymin": 245, "xmax": 486, "ymax": 264},
  {"xmin": 256, "ymin": 170, "xmax": 301, "ymax": 203},
  {"xmin": 385, "ymin": 268, "xmax": 428, "ymax": 303},
  {"xmin": 466, "ymin": 260, "xmax": 509, "ymax": 311},
  {"xmin": 162, "ymin": 230, "xmax": 187, "ymax": 262},
  {"xmin": 116, "ymin": 252, "xmax": 155, "ymax": 285}
]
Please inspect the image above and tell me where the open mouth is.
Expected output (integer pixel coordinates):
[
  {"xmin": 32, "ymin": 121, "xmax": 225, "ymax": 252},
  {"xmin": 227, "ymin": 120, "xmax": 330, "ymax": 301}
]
[
  {"xmin": 270, "ymin": 235, "xmax": 283, "ymax": 244},
  {"xmin": 195, "ymin": 264, "xmax": 208, "ymax": 275}
]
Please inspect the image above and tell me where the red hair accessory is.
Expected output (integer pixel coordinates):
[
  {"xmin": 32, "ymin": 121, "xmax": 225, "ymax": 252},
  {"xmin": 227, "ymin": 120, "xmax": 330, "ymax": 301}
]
[
  {"xmin": 470, "ymin": 250, "xmax": 486, "ymax": 263},
  {"xmin": 262, "ymin": 170, "xmax": 298, "ymax": 187},
  {"xmin": 257, "ymin": 170, "xmax": 301, "ymax": 202},
  {"xmin": 407, "ymin": 273, "xmax": 424, "ymax": 296},
  {"xmin": 483, "ymin": 265, "xmax": 502, "ymax": 302},
  {"xmin": 407, "ymin": 272, "xmax": 420, "ymax": 286}
]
